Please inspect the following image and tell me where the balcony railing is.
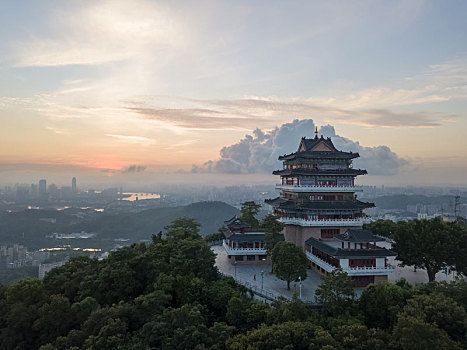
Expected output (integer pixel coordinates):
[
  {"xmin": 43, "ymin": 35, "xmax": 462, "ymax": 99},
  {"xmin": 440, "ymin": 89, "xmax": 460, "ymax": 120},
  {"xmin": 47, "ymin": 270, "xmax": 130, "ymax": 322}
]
[
  {"xmin": 276, "ymin": 184, "xmax": 363, "ymax": 192},
  {"xmin": 344, "ymin": 265, "xmax": 395, "ymax": 276},
  {"xmin": 306, "ymin": 251, "xmax": 336, "ymax": 272},
  {"xmin": 306, "ymin": 251, "xmax": 395, "ymax": 276},
  {"xmin": 223, "ymin": 240, "xmax": 267, "ymax": 255},
  {"xmin": 279, "ymin": 217, "xmax": 370, "ymax": 227}
]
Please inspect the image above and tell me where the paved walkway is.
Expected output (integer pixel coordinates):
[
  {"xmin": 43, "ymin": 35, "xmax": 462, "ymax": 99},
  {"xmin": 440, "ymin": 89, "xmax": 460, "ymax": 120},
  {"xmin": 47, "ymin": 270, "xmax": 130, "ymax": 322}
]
[
  {"xmin": 212, "ymin": 245, "xmax": 323, "ymax": 302},
  {"xmin": 378, "ymin": 242, "xmax": 456, "ymax": 284},
  {"xmin": 212, "ymin": 243, "xmax": 458, "ymax": 302}
]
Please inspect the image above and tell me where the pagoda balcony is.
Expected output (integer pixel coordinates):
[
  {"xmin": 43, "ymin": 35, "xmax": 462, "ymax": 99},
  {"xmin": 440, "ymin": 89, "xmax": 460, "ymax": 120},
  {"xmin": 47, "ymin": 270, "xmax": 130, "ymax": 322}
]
[
  {"xmin": 306, "ymin": 251, "xmax": 395, "ymax": 276},
  {"xmin": 223, "ymin": 240, "xmax": 267, "ymax": 256},
  {"xmin": 279, "ymin": 217, "xmax": 370, "ymax": 227},
  {"xmin": 276, "ymin": 184, "xmax": 363, "ymax": 192}
]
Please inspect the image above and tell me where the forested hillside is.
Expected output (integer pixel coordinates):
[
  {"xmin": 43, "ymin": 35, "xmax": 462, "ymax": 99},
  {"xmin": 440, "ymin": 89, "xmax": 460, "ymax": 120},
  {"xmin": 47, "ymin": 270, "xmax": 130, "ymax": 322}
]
[
  {"xmin": 0, "ymin": 201, "xmax": 239, "ymax": 249},
  {"xmin": 0, "ymin": 218, "xmax": 466, "ymax": 349}
]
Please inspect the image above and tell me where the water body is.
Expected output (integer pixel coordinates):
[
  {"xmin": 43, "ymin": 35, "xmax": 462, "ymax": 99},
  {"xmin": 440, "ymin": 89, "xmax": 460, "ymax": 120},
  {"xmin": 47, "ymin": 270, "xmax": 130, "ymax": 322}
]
[{"xmin": 120, "ymin": 192, "xmax": 161, "ymax": 201}]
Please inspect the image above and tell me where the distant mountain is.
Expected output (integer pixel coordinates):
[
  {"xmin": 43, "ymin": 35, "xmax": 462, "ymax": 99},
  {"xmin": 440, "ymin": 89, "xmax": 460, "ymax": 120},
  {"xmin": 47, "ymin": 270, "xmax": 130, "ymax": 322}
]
[
  {"xmin": 77, "ymin": 201, "xmax": 240, "ymax": 240},
  {"xmin": 0, "ymin": 201, "xmax": 240, "ymax": 249}
]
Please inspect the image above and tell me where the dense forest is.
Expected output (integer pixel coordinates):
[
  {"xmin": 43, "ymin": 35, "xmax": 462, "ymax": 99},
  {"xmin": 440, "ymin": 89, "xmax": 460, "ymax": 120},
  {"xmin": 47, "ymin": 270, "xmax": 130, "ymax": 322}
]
[{"xmin": 0, "ymin": 218, "xmax": 466, "ymax": 349}]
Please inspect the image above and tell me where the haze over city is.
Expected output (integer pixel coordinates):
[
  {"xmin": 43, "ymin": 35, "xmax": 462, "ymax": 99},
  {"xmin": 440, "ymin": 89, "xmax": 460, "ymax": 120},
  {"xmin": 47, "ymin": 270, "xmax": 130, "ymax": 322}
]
[{"xmin": 1, "ymin": 1, "xmax": 466, "ymax": 187}]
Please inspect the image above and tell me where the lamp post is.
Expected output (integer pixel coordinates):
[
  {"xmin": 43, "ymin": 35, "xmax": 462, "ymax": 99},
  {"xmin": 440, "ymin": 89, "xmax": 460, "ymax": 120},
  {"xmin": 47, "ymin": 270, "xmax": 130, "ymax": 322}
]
[
  {"xmin": 299, "ymin": 276, "xmax": 302, "ymax": 299},
  {"xmin": 234, "ymin": 261, "xmax": 237, "ymax": 278},
  {"xmin": 261, "ymin": 270, "xmax": 264, "ymax": 291}
]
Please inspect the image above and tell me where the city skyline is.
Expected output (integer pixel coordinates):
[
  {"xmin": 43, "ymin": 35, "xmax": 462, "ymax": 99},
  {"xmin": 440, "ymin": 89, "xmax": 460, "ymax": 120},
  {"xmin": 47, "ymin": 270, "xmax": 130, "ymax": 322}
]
[{"xmin": 1, "ymin": 1, "xmax": 466, "ymax": 186}]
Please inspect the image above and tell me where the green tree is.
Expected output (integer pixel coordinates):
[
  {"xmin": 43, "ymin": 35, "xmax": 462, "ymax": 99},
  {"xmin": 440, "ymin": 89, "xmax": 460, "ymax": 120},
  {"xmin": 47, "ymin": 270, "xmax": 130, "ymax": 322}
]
[
  {"xmin": 227, "ymin": 321, "xmax": 338, "ymax": 350},
  {"xmin": 333, "ymin": 324, "xmax": 391, "ymax": 350},
  {"xmin": 413, "ymin": 279, "xmax": 467, "ymax": 311},
  {"xmin": 83, "ymin": 318, "xmax": 130, "ymax": 350},
  {"xmin": 43, "ymin": 256, "xmax": 99, "ymax": 302},
  {"xmin": 364, "ymin": 219, "xmax": 398, "ymax": 239},
  {"xmin": 165, "ymin": 217, "xmax": 201, "ymax": 240},
  {"xmin": 359, "ymin": 282, "xmax": 412, "ymax": 329},
  {"xmin": 240, "ymin": 201, "xmax": 261, "ymax": 228},
  {"xmin": 271, "ymin": 242, "xmax": 307, "ymax": 290},
  {"xmin": 32, "ymin": 295, "xmax": 74, "ymax": 345},
  {"xmin": 261, "ymin": 214, "xmax": 284, "ymax": 271},
  {"xmin": 204, "ymin": 231, "xmax": 225, "ymax": 243},
  {"xmin": 261, "ymin": 214, "xmax": 284, "ymax": 235},
  {"xmin": 393, "ymin": 218, "xmax": 463, "ymax": 282},
  {"xmin": 392, "ymin": 315, "xmax": 462, "ymax": 350},
  {"xmin": 396, "ymin": 293, "xmax": 467, "ymax": 343},
  {"xmin": 452, "ymin": 222, "xmax": 467, "ymax": 277},
  {"xmin": 315, "ymin": 268, "xmax": 354, "ymax": 314}
]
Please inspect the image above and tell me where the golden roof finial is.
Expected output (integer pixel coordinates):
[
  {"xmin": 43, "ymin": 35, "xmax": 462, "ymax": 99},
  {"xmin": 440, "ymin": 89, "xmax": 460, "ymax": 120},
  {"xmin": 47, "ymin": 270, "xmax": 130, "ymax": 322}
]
[{"xmin": 314, "ymin": 125, "xmax": 318, "ymax": 138}]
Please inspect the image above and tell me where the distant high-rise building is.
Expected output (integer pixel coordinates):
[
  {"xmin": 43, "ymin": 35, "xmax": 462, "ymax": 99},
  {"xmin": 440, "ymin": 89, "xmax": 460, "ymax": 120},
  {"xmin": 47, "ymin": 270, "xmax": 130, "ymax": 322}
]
[
  {"xmin": 72, "ymin": 177, "xmax": 77, "ymax": 194},
  {"xmin": 30, "ymin": 183, "xmax": 38, "ymax": 197},
  {"xmin": 38, "ymin": 179, "xmax": 47, "ymax": 194},
  {"xmin": 48, "ymin": 184, "xmax": 58, "ymax": 197}
]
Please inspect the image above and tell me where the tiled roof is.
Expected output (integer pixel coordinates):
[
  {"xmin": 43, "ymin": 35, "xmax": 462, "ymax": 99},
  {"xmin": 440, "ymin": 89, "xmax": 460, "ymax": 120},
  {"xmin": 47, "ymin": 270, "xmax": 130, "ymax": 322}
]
[
  {"xmin": 272, "ymin": 169, "xmax": 367, "ymax": 176},
  {"xmin": 264, "ymin": 197, "xmax": 288, "ymax": 206},
  {"xmin": 227, "ymin": 233, "xmax": 265, "ymax": 242},
  {"xmin": 301, "ymin": 136, "xmax": 337, "ymax": 152},
  {"xmin": 265, "ymin": 197, "xmax": 374, "ymax": 211},
  {"xmin": 279, "ymin": 151, "xmax": 359, "ymax": 161},
  {"xmin": 335, "ymin": 229, "xmax": 385, "ymax": 243},
  {"xmin": 277, "ymin": 136, "xmax": 360, "ymax": 161},
  {"xmin": 224, "ymin": 216, "xmax": 251, "ymax": 229},
  {"xmin": 305, "ymin": 237, "xmax": 397, "ymax": 258}
]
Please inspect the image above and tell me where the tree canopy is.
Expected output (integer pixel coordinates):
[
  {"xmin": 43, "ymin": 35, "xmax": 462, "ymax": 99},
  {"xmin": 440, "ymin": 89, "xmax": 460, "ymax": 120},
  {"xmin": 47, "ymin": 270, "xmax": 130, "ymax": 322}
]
[
  {"xmin": 315, "ymin": 268, "xmax": 354, "ymax": 315},
  {"xmin": 240, "ymin": 201, "xmax": 261, "ymax": 228},
  {"xmin": 392, "ymin": 218, "xmax": 467, "ymax": 281},
  {"xmin": 0, "ymin": 217, "xmax": 466, "ymax": 349},
  {"xmin": 364, "ymin": 219, "xmax": 398, "ymax": 239},
  {"xmin": 271, "ymin": 241, "xmax": 307, "ymax": 290},
  {"xmin": 261, "ymin": 214, "xmax": 284, "ymax": 262}
]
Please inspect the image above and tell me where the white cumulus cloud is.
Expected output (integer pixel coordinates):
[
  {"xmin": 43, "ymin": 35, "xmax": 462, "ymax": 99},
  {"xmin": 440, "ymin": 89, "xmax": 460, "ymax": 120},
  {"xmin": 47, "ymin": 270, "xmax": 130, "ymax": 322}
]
[{"xmin": 192, "ymin": 119, "xmax": 407, "ymax": 175}]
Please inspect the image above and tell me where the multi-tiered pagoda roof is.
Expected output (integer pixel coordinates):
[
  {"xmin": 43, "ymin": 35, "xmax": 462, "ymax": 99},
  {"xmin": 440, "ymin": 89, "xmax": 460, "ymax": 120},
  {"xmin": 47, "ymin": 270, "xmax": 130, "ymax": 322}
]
[{"xmin": 278, "ymin": 136, "xmax": 360, "ymax": 161}]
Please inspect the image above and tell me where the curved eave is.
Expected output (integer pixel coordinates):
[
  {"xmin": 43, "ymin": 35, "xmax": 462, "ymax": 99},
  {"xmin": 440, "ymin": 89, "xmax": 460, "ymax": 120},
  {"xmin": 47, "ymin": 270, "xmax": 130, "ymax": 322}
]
[
  {"xmin": 278, "ymin": 151, "xmax": 360, "ymax": 161},
  {"xmin": 272, "ymin": 169, "xmax": 368, "ymax": 176},
  {"xmin": 266, "ymin": 198, "xmax": 375, "ymax": 211},
  {"xmin": 265, "ymin": 197, "xmax": 288, "ymax": 207}
]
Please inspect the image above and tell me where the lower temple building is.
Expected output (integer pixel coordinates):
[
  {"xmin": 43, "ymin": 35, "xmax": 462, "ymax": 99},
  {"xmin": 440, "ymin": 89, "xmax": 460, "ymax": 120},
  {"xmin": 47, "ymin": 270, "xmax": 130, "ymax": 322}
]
[
  {"xmin": 305, "ymin": 229, "xmax": 396, "ymax": 286},
  {"xmin": 266, "ymin": 128, "xmax": 396, "ymax": 286},
  {"xmin": 222, "ymin": 216, "xmax": 268, "ymax": 264}
]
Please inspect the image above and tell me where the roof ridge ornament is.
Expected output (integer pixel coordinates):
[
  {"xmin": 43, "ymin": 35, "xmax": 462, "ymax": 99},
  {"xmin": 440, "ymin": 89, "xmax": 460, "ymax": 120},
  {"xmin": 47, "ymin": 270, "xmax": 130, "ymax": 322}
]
[{"xmin": 314, "ymin": 126, "xmax": 318, "ymax": 139}]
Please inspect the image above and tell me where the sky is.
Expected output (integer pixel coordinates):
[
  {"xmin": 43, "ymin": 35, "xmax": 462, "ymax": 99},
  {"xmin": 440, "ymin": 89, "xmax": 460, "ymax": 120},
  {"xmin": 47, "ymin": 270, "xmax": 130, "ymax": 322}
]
[{"xmin": 0, "ymin": 0, "xmax": 466, "ymax": 187}]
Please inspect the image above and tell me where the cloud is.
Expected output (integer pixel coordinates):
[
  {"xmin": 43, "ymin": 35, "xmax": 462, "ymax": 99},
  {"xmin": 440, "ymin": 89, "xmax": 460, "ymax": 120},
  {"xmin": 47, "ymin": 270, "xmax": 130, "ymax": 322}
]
[
  {"xmin": 192, "ymin": 119, "xmax": 408, "ymax": 176},
  {"xmin": 46, "ymin": 126, "xmax": 71, "ymax": 135},
  {"xmin": 13, "ymin": 1, "xmax": 186, "ymax": 68},
  {"xmin": 121, "ymin": 165, "xmax": 146, "ymax": 173},
  {"xmin": 126, "ymin": 106, "xmax": 266, "ymax": 130},
  {"xmin": 106, "ymin": 134, "xmax": 156, "ymax": 146},
  {"xmin": 326, "ymin": 109, "xmax": 446, "ymax": 128},
  {"xmin": 125, "ymin": 96, "xmax": 455, "ymax": 130}
]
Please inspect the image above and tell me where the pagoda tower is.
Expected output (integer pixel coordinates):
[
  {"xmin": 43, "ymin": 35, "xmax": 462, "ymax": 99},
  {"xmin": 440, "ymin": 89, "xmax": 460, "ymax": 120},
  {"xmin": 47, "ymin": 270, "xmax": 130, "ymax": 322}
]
[
  {"xmin": 265, "ymin": 127, "xmax": 374, "ymax": 247},
  {"xmin": 266, "ymin": 128, "xmax": 396, "ymax": 286}
]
